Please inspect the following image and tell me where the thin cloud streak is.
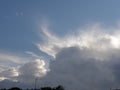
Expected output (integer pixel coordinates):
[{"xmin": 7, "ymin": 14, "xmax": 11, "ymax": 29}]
[
  {"xmin": 0, "ymin": 53, "xmax": 27, "ymax": 64},
  {"xmin": 25, "ymin": 51, "xmax": 41, "ymax": 58}
]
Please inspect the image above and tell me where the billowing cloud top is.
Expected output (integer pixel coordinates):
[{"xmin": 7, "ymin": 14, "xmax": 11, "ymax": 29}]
[
  {"xmin": 37, "ymin": 24, "xmax": 120, "ymax": 61},
  {"xmin": 1, "ymin": 23, "xmax": 120, "ymax": 90},
  {"xmin": 35, "ymin": 24, "xmax": 120, "ymax": 90}
]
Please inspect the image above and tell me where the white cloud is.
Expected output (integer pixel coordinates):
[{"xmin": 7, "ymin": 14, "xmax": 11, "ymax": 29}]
[
  {"xmin": 35, "ymin": 23, "xmax": 120, "ymax": 90},
  {"xmin": 25, "ymin": 51, "xmax": 41, "ymax": 58},
  {"xmin": 0, "ymin": 67, "xmax": 18, "ymax": 81},
  {"xmin": 37, "ymin": 24, "xmax": 120, "ymax": 60},
  {"xmin": 0, "ymin": 68, "xmax": 18, "ymax": 77},
  {"xmin": 0, "ymin": 54, "xmax": 48, "ymax": 84},
  {"xmin": 18, "ymin": 59, "xmax": 48, "ymax": 83},
  {"xmin": 0, "ymin": 52, "xmax": 28, "ymax": 80},
  {"xmin": 0, "ymin": 53, "xmax": 27, "ymax": 65},
  {"xmin": 2, "ymin": 23, "xmax": 120, "ymax": 89},
  {"xmin": 0, "ymin": 51, "xmax": 48, "ymax": 82}
]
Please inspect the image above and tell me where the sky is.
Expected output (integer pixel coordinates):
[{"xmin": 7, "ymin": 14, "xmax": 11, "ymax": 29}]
[{"xmin": 1, "ymin": 0, "xmax": 120, "ymax": 90}]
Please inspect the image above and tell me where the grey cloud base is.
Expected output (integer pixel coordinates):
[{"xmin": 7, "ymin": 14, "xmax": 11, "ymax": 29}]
[
  {"xmin": 1, "ymin": 24, "xmax": 120, "ymax": 90},
  {"xmin": 39, "ymin": 47, "xmax": 118, "ymax": 90}
]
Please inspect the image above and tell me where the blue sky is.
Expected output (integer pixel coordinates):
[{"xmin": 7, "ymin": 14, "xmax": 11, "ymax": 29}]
[
  {"xmin": 1, "ymin": 0, "xmax": 120, "ymax": 89},
  {"xmin": 1, "ymin": 0, "xmax": 120, "ymax": 53}
]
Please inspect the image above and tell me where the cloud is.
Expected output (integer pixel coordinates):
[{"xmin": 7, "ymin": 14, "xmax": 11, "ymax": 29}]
[
  {"xmin": 0, "ymin": 53, "xmax": 27, "ymax": 65},
  {"xmin": 0, "ymin": 52, "xmax": 48, "ymax": 85},
  {"xmin": 37, "ymin": 24, "xmax": 120, "ymax": 60},
  {"xmin": 38, "ymin": 47, "xmax": 116, "ymax": 90},
  {"xmin": 1, "ymin": 23, "xmax": 120, "ymax": 89},
  {"xmin": 0, "ymin": 52, "xmax": 29, "ymax": 81},
  {"xmin": 0, "ymin": 67, "xmax": 18, "ymax": 81},
  {"xmin": 25, "ymin": 51, "xmax": 41, "ymax": 58},
  {"xmin": 0, "ymin": 57, "xmax": 48, "ymax": 88},
  {"xmin": 18, "ymin": 59, "xmax": 47, "ymax": 83},
  {"xmin": 35, "ymin": 23, "xmax": 120, "ymax": 90}
]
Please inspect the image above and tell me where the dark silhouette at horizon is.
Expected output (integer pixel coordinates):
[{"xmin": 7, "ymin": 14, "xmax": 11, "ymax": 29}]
[{"xmin": 0, "ymin": 85, "xmax": 64, "ymax": 90}]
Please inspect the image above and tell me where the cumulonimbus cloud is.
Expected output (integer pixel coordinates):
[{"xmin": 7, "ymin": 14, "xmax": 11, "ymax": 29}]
[
  {"xmin": 1, "ymin": 23, "xmax": 120, "ymax": 90},
  {"xmin": 35, "ymin": 23, "xmax": 120, "ymax": 90}
]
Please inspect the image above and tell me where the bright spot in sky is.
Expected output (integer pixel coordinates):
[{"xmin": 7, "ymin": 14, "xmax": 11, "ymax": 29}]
[{"xmin": 110, "ymin": 36, "xmax": 120, "ymax": 48}]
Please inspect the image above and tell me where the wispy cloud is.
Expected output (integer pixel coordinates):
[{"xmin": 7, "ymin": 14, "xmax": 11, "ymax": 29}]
[
  {"xmin": 37, "ymin": 23, "xmax": 120, "ymax": 60},
  {"xmin": 0, "ymin": 53, "xmax": 27, "ymax": 65},
  {"xmin": 25, "ymin": 51, "xmax": 41, "ymax": 58}
]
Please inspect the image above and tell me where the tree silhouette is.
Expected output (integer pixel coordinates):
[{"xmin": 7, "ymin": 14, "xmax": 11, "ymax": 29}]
[
  {"xmin": 41, "ymin": 85, "xmax": 64, "ymax": 90},
  {"xmin": 55, "ymin": 85, "xmax": 64, "ymax": 90},
  {"xmin": 0, "ymin": 85, "xmax": 64, "ymax": 90},
  {"xmin": 41, "ymin": 87, "xmax": 52, "ymax": 90},
  {"xmin": 9, "ymin": 87, "xmax": 21, "ymax": 90}
]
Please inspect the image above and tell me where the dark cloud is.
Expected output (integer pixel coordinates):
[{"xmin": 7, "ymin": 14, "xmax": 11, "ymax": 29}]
[
  {"xmin": 35, "ymin": 25, "xmax": 120, "ymax": 89},
  {"xmin": 39, "ymin": 47, "xmax": 116, "ymax": 90},
  {"xmin": 1, "ymin": 46, "xmax": 120, "ymax": 90},
  {"xmin": 0, "ymin": 79, "xmax": 33, "ymax": 89}
]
